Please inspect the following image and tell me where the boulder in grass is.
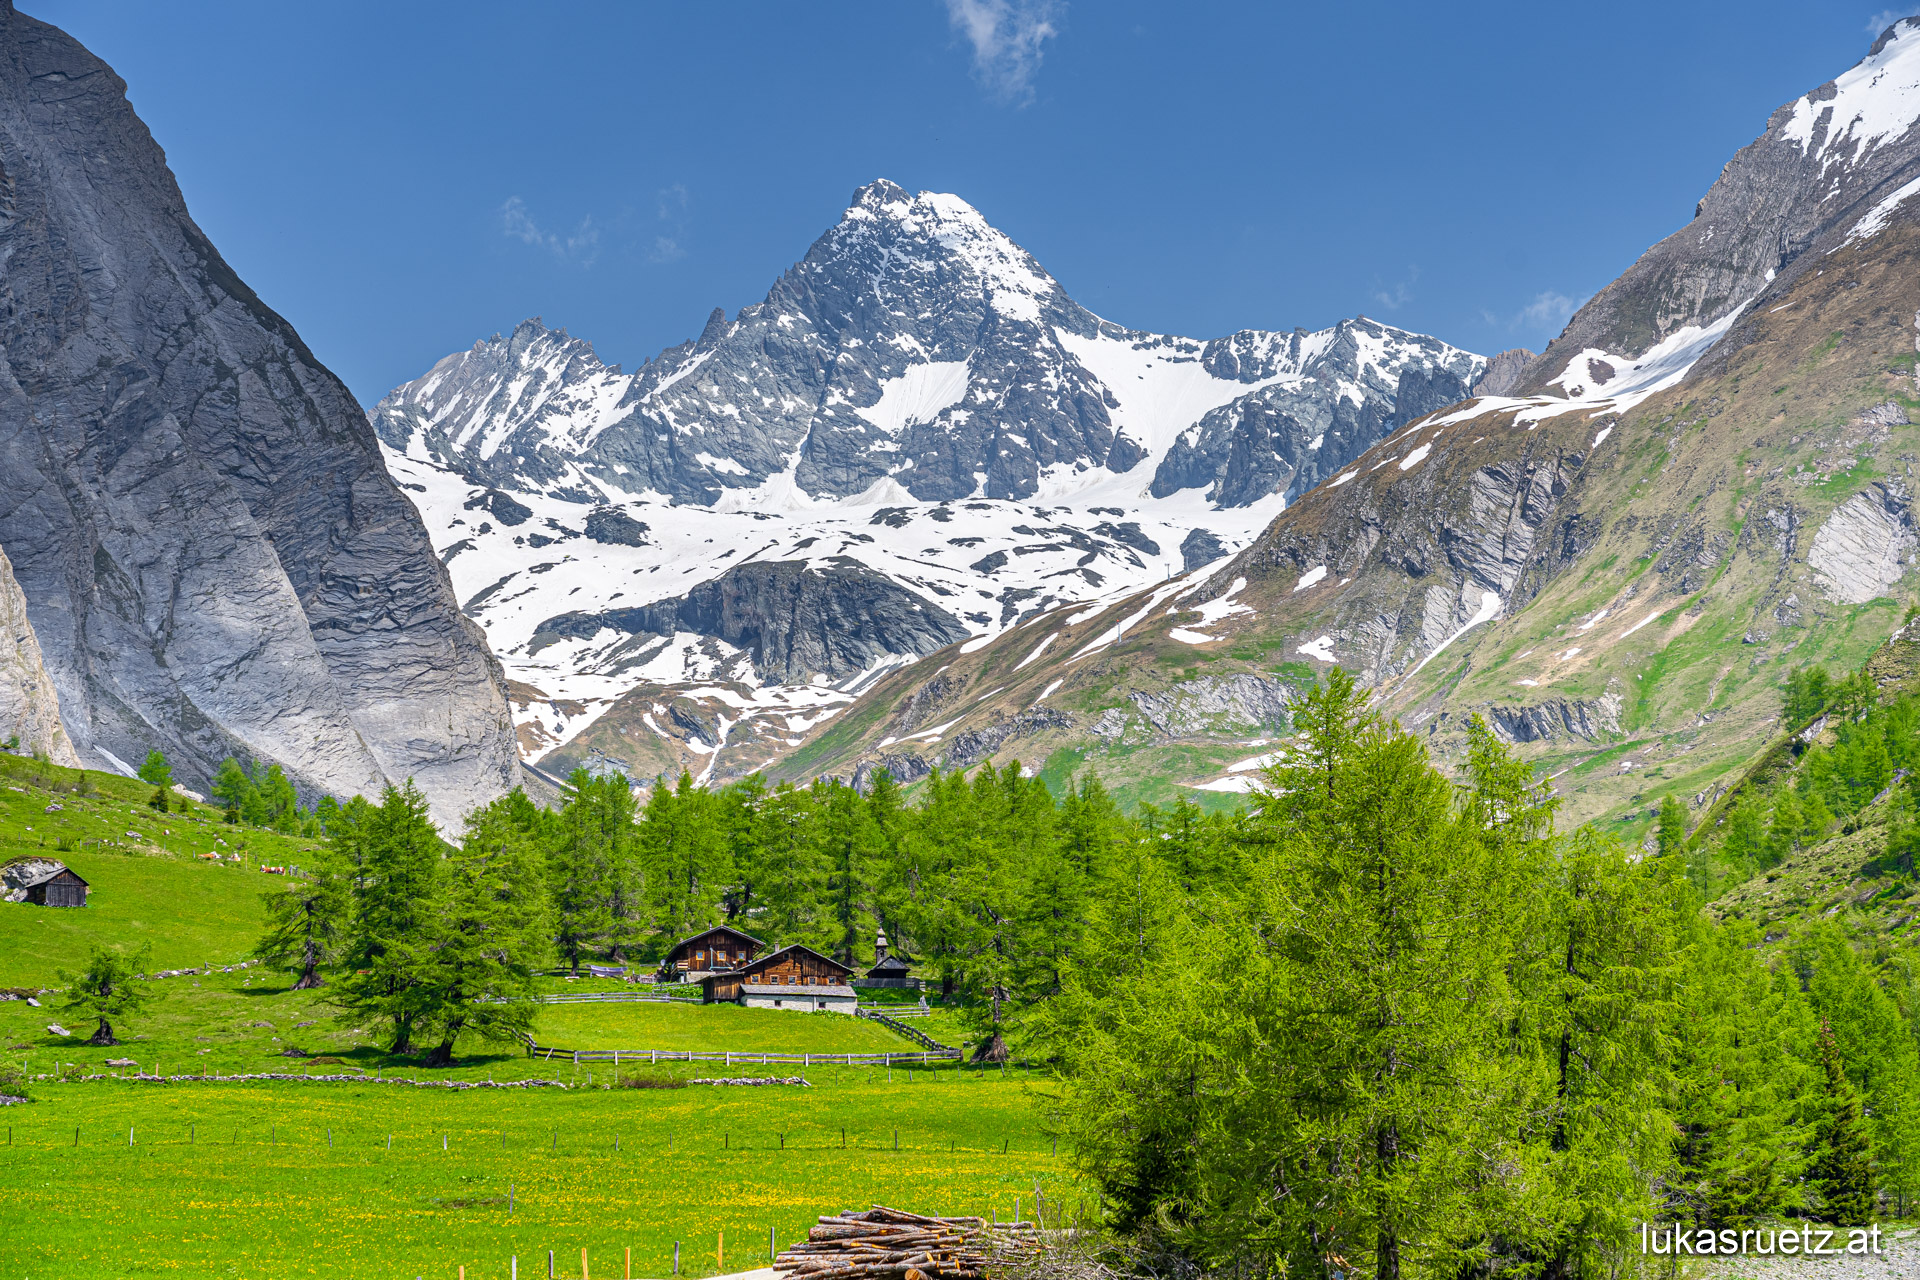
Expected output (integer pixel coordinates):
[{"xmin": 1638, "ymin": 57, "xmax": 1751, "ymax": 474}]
[
  {"xmin": 45, "ymin": 1023, "xmax": 69, "ymax": 1037},
  {"xmin": 105, "ymin": 1057, "xmax": 138, "ymax": 1067}
]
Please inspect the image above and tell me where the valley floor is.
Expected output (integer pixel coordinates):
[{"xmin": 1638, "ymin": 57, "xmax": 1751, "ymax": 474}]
[{"xmin": 0, "ymin": 1071, "xmax": 1065, "ymax": 1280}]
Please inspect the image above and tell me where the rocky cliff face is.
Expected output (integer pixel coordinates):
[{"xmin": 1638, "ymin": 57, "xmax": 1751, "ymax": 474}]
[
  {"xmin": 0, "ymin": 543, "xmax": 76, "ymax": 765},
  {"xmin": 1515, "ymin": 18, "xmax": 1920, "ymax": 396},
  {"xmin": 0, "ymin": 4, "xmax": 518, "ymax": 826}
]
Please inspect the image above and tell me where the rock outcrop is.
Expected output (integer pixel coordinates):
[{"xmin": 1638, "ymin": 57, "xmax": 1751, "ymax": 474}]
[
  {"xmin": 0, "ymin": 545, "xmax": 76, "ymax": 765},
  {"xmin": 530, "ymin": 559, "xmax": 970, "ymax": 684},
  {"xmin": 0, "ymin": 5, "xmax": 518, "ymax": 826},
  {"xmin": 1808, "ymin": 482, "xmax": 1917, "ymax": 604}
]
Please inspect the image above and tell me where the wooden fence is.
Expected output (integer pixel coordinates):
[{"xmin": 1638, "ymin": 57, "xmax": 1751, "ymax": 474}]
[
  {"xmin": 527, "ymin": 991, "xmax": 702, "ymax": 1005},
  {"xmin": 855, "ymin": 1008, "xmax": 952, "ymax": 1053},
  {"xmin": 518, "ymin": 1037, "xmax": 961, "ymax": 1066}
]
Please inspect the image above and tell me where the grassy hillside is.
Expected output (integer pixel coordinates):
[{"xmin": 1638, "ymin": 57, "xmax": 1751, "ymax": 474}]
[
  {"xmin": 0, "ymin": 754, "xmax": 329, "ymax": 985},
  {"xmin": 0, "ymin": 1073, "xmax": 1068, "ymax": 1279}
]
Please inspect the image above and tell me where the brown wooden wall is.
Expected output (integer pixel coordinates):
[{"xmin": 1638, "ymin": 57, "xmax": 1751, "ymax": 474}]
[{"xmin": 746, "ymin": 951, "xmax": 851, "ymax": 988}]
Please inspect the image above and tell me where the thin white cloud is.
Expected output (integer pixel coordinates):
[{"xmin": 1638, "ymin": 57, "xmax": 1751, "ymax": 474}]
[
  {"xmin": 649, "ymin": 184, "xmax": 690, "ymax": 262},
  {"xmin": 1517, "ymin": 290, "xmax": 1581, "ymax": 331},
  {"xmin": 944, "ymin": 0, "xmax": 1063, "ymax": 106},
  {"xmin": 1867, "ymin": 10, "xmax": 1909, "ymax": 36},
  {"xmin": 1371, "ymin": 266, "xmax": 1418, "ymax": 312},
  {"xmin": 500, "ymin": 197, "xmax": 600, "ymax": 264}
]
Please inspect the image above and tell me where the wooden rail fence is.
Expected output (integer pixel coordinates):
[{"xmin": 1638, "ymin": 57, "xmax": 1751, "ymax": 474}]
[{"xmin": 518, "ymin": 1037, "xmax": 962, "ymax": 1066}]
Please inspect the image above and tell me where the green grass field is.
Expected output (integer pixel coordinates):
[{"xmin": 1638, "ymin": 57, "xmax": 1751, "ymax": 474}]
[
  {"xmin": 0, "ymin": 1071, "xmax": 1075, "ymax": 1280},
  {"xmin": 0, "ymin": 758, "xmax": 1059, "ymax": 1279},
  {"xmin": 534, "ymin": 1002, "xmax": 913, "ymax": 1054},
  {"xmin": 0, "ymin": 754, "xmax": 320, "ymax": 987}
]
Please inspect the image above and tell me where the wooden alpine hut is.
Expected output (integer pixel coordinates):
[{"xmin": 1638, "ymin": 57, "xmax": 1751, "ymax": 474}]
[
  {"xmin": 701, "ymin": 944, "xmax": 857, "ymax": 1013},
  {"xmin": 661, "ymin": 924, "xmax": 765, "ymax": 980}
]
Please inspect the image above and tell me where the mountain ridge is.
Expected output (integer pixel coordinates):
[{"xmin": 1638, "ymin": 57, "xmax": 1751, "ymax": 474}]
[{"xmin": 375, "ymin": 182, "xmax": 1486, "ymax": 785}]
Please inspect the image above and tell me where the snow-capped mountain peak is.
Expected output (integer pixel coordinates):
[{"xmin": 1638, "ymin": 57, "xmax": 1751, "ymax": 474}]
[{"xmin": 374, "ymin": 181, "xmax": 1485, "ymax": 786}]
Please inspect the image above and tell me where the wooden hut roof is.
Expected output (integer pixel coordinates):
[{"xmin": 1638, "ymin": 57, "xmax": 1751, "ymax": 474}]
[
  {"xmin": 740, "ymin": 944, "xmax": 854, "ymax": 978},
  {"xmin": 665, "ymin": 924, "xmax": 765, "ymax": 960}
]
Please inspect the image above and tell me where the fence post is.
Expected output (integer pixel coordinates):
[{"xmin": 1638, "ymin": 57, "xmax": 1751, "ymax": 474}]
[{"xmin": 582, "ymin": 1247, "xmax": 590, "ymax": 1280}]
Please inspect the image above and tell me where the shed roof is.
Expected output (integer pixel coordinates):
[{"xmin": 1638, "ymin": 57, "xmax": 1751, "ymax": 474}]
[
  {"xmin": 0, "ymin": 857, "xmax": 85, "ymax": 888},
  {"xmin": 741, "ymin": 943, "xmax": 854, "ymax": 978},
  {"xmin": 867, "ymin": 953, "xmax": 913, "ymax": 975},
  {"xmin": 665, "ymin": 924, "xmax": 766, "ymax": 960}
]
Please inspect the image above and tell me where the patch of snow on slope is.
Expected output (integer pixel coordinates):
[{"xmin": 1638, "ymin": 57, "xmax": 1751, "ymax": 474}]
[
  {"xmin": 1398, "ymin": 442, "xmax": 1432, "ymax": 470},
  {"xmin": 1298, "ymin": 635, "xmax": 1337, "ymax": 662},
  {"xmin": 1782, "ymin": 19, "xmax": 1920, "ymax": 171},
  {"xmin": 855, "ymin": 360, "xmax": 971, "ymax": 433},
  {"xmin": 1188, "ymin": 775, "xmax": 1261, "ymax": 794},
  {"xmin": 1847, "ymin": 173, "xmax": 1920, "ymax": 244},
  {"xmin": 1619, "ymin": 612, "xmax": 1660, "ymax": 639},
  {"xmin": 1228, "ymin": 751, "xmax": 1279, "ymax": 773},
  {"xmin": 1592, "ymin": 426, "xmax": 1612, "ymax": 448},
  {"xmin": 1014, "ymin": 632, "xmax": 1058, "ymax": 670},
  {"xmin": 1293, "ymin": 565, "xmax": 1327, "ymax": 592},
  {"xmin": 1402, "ymin": 587, "xmax": 1502, "ymax": 682},
  {"xmin": 1037, "ymin": 678, "xmax": 1063, "ymax": 702}
]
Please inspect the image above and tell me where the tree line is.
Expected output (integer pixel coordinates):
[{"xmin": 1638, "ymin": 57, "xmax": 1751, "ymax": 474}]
[
  {"xmin": 231, "ymin": 665, "xmax": 1919, "ymax": 1259},
  {"xmin": 1034, "ymin": 671, "xmax": 1916, "ymax": 1278}
]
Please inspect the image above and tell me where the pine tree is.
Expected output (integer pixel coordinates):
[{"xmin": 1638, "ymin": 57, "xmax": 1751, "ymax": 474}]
[
  {"xmin": 335, "ymin": 780, "xmax": 442, "ymax": 1054},
  {"xmin": 745, "ymin": 781, "xmax": 825, "ymax": 948},
  {"xmin": 549, "ymin": 769, "xmax": 616, "ymax": 974},
  {"xmin": 1810, "ymin": 1019, "xmax": 1878, "ymax": 1225},
  {"xmin": 817, "ymin": 779, "xmax": 880, "ymax": 965},
  {"xmin": 254, "ymin": 852, "xmax": 352, "ymax": 989},
  {"xmin": 212, "ymin": 757, "xmax": 255, "ymax": 824},
  {"xmin": 1657, "ymin": 793, "xmax": 1686, "ymax": 858},
  {"xmin": 641, "ymin": 770, "xmax": 732, "ymax": 940},
  {"xmin": 60, "ymin": 944, "xmax": 153, "ymax": 1046},
  {"xmin": 413, "ymin": 799, "xmax": 550, "ymax": 1067},
  {"xmin": 138, "ymin": 749, "xmax": 171, "ymax": 812}
]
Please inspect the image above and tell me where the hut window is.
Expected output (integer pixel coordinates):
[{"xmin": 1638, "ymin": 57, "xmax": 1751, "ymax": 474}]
[{"xmin": 695, "ymin": 950, "xmax": 705, "ymax": 961}]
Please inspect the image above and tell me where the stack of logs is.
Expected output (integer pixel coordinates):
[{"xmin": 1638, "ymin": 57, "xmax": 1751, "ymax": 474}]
[{"xmin": 774, "ymin": 1206, "xmax": 1038, "ymax": 1280}]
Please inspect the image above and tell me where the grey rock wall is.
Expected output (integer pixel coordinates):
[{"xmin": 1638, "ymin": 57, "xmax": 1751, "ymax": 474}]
[
  {"xmin": 0, "ymin": 543, "xmax": 75, "ymax": 765},
  {"xmin": 0, "ymin": 4, "xmax": 518, "ymax": 827}
]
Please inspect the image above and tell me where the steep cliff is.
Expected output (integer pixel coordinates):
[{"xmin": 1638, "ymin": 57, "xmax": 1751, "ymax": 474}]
[
  {"xmin": 0, "ymin": 3, "xmax": 518, "ymax": 826},
  {"xmin": 0, "ymin": 543, "xmax": 75, "ymax": 765}
]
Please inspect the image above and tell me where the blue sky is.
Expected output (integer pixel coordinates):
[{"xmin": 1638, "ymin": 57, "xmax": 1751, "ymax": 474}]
[{"xmin": 27, "ymin": 1, "xmax": 1909, "ymax": 406}]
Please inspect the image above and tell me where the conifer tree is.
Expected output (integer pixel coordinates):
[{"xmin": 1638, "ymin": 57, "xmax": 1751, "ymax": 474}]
[
  {"xmin": 1657, "ymin": 792, "xmax": 1686, "ymax": 858},
  {"xmin": 549, "ymin": 769, "xmax": 616, "ymax": 974},
  {"xmin": 212, "ymin": 757, "xmax": 255, "ymax": 824},
  {"xmin": 138, "ymin": 749, "xmax": 171, "ymax": 812},
  {"xmin": 413, "ymin": 799, "xmax": 549, "ymax": 1067},
  {"xmin": 745, "ymin": 780, "xmax": 825, "ymax": 947},
  {"xmin": 1810, "ymin": 1019, "xmax": 1878, "ymax": 1225},
  {"xmin": 817, "ymin": 778, "xmax": 881, "ymax": 965},
  {"xmin": 254, "ymin": 851, "xmax": 352, "ymax": 989},
  {"xmin": 60, "ymin": 944, "xmax": 153, "ymax": 1046},
  {"xmin": 335, "ymin": 780, "xmax": 441, "ymax": 1054}
]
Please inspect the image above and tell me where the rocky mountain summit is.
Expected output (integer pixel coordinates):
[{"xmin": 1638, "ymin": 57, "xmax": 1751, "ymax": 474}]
[
  {"xmin": 0, "ymin": 3, "xmax": 519, "ymax": 825},
  {"xmin": 775, "ymin": 19, "xmax": 1920, "ymax": 829},
  {"xmin": 377, "ymin": 182, "xmax": 1483, "ymax": 783},
  {"xmin": 378, "ymin": 181, "xmax": 1483, "ymax": 511}
]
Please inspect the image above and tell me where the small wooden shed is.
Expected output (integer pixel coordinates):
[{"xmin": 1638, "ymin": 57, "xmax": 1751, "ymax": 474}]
[
  {"xmin": 1, "ymin": 857, "xmax": 88, "ymax": 907},
  {"xmin": 662, "ymin": 924, "xmax": 765, "ymax": 980},
  {"xmin": 702, "ymin": 944, "xmax": 857, "ymax": 1014}
]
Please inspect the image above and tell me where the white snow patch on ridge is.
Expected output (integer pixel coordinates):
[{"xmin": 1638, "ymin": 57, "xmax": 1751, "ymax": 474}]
[
  {"xmin": 1293, "ymin": 565, "xmax": 1327, "ymax": 592},
  {"xmin": 855, "ymin": 360, "xmax": 970, "ymax": 433},
  {"xmin": 1783, "ymin": 19, "xmax": 1920, "ymax": 170},
  {"xmin": 1847, "ymin": 173, "xmax": 1920, "ymax": 245}
]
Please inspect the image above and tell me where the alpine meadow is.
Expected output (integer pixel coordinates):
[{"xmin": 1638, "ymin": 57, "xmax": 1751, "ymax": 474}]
[{"xmin": 6, "ymin": 3, "xmax": 1920, "ymax": 1280}]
